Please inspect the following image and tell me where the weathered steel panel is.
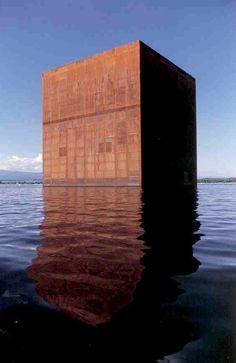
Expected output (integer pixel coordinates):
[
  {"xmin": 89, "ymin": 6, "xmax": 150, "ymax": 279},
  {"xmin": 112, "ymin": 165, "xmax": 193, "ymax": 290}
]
[
  {"xmin": 140, "ymin": 42, "xmax": 196, "ymax": 190},
  {"xmin": 43, "ymin": 41, "xmax": 141, "ymax": 186},
  {"xmin": 43, "ymin": 41, "xmax": 196, "ymax": 188}
]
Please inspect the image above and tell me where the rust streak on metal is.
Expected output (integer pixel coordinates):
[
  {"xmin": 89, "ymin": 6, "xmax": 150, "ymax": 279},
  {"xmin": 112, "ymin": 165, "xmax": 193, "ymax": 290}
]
[{"xmin": 43, "ymin": 104, "xmax": 140, "ymax": 125}]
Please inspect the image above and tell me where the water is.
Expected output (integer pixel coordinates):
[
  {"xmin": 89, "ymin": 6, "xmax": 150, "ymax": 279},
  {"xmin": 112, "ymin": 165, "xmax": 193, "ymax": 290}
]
[{"xmin": 0, "ymin": 183, "xmax": 235, "ymax": 362}]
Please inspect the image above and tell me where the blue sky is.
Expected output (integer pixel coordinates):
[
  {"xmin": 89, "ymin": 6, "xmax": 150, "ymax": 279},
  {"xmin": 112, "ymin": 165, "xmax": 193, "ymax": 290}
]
[{"xmin": 0, "ymin": 0, "xmax": 235, "ymax": 176}]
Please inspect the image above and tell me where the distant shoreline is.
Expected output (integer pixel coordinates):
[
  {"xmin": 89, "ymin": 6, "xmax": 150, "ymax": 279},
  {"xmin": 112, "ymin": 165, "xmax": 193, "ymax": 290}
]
[
  {"xmin": 0, "ymin": 178, "xmax": 236, "ymax": 185},
  {"xmin": 198, "ymin": 178, "xmax": 236, "ymax": 183},
  {"xmin": 0, "ymin": 180, "xmax": 42, "ymax": 185}
]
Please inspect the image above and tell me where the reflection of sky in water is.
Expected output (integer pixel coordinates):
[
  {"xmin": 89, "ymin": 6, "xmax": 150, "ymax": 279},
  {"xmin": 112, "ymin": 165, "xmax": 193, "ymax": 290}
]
[
  {"xmin": 0, "ymin": 186, "xmax": 43, "ymax": 310},
  {"xmin": 166, "ymin": 184, "xmax": 236, "ymax": 363}
]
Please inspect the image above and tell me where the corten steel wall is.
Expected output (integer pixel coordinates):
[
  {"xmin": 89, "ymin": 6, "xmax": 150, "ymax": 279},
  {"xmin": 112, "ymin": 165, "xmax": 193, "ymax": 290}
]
[
  {"xmin": 43, "ymin": 41, "xmax": 196, "ymax": 187},
  {"xmin": 43, "ymin": 42, "xmax": 141, "ymax": 186},
  {"xmin": 140, "ymin": 42, "xmax": 196, "ymax": 191}
]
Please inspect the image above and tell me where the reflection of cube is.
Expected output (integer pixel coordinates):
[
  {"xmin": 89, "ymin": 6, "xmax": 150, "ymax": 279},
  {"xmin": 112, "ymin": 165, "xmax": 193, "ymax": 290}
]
[{"xmin": 43, "ymin": 41, "xmax": 196, "ymax": 187}]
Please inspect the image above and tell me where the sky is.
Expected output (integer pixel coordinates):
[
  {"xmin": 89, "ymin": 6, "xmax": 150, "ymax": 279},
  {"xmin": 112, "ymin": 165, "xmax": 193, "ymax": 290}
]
[{"xmin": 0, "ymin": 0, "xmax": 235, "ymax": 177}]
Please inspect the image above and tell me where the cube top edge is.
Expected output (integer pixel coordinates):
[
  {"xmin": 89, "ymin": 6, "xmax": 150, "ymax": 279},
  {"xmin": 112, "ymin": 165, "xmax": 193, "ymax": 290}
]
[
  {"xmin": 42, "ymin": 40, "xmax": 142, "ymax": 77},
  {"xmin": 42, "ymin": 40, "xmax": 194, "ymax": 81}
]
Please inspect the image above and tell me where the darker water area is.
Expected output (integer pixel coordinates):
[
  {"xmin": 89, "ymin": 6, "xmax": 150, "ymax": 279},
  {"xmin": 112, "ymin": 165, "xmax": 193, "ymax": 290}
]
[{"xmin": 0, "ymin": 184, "xmax": 235, "ymax": 362}]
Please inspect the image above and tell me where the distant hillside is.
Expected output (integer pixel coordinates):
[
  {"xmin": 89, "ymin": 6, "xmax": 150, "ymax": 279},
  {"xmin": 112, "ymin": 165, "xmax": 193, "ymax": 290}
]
[
  {"xmin": 0, "ymin": 170, "xmax": 42, "ymax": 181},
  {"xmin": 198, "ymin": 177, "xmax": 236, "ymax": 183}
]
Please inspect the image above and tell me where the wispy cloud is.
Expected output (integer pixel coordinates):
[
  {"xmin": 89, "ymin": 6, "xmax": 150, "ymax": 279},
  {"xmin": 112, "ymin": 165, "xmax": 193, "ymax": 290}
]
[{"xmin": 0, "ymin": 153, "xmax": 42, "ymax": 172}]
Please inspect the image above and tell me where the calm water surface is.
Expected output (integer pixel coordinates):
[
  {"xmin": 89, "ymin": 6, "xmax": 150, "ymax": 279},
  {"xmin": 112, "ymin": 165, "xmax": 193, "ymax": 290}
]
[{"xmin": 0, "ymin": 184, "xmax": 235, "ymax": 362}]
